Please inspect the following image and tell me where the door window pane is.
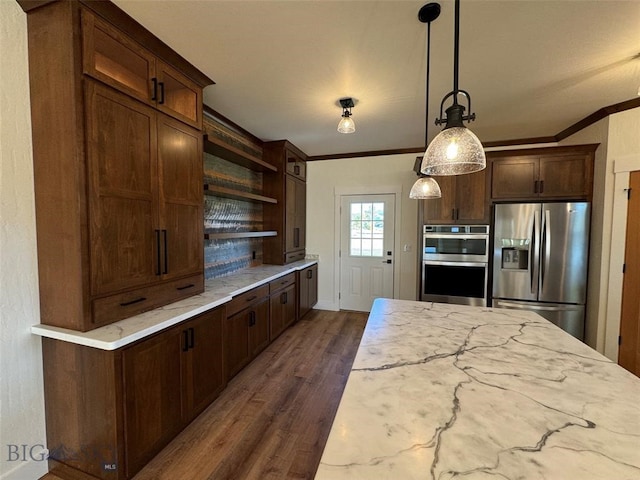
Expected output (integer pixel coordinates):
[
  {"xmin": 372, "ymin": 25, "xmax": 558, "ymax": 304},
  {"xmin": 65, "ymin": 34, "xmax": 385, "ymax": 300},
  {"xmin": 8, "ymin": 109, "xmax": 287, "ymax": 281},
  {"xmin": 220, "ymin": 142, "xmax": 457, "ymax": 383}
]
[{"xmin": 349, "ymin": 202, "xmax": 384, "ymax": 257}]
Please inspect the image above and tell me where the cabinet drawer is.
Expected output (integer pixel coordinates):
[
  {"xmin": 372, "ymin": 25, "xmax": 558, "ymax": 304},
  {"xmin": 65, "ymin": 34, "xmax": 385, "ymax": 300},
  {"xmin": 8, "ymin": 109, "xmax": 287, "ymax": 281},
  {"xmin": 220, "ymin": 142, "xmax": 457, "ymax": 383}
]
[
  {"xmin": 92, "ymin": 274, "xmax": 204, "ymax": 328},
  {"xmin": 285, "ymin": 251, "xmax": 306, "ymax": 264},
  {"xmin": 226, "ymin": 284, "xmax": 270, "ymax": 318},
  {"xmin": 269, "ymin": 272, "xmax": 296, "ymax": 294}
]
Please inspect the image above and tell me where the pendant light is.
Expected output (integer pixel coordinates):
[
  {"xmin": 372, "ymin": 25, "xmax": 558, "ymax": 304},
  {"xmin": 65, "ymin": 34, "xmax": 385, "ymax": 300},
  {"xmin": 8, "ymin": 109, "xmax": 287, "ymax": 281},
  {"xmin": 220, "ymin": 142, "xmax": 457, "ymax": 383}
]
[
  {"xmin": 421, "ymin": 0, "xmax": 485, "ymax": 176},
  {"xmin": 410, "ymin": 2, "xmax": 441, "ymax": 200},
  {"xmin": 337, "ymin": 98, "xmax": 355, "ymax": 134},
  {"xmin": 410, "ymin": 157, "xmax": 442, "ymax": 199}
]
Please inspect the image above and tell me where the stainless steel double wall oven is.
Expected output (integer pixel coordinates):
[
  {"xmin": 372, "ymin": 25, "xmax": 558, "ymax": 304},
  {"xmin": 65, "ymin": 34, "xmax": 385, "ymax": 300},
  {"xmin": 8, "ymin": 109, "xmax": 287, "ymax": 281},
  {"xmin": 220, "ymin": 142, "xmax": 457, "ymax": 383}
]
[{"xmin": 422, "ymin": 225, "xmax": 490, "ymax": 306}]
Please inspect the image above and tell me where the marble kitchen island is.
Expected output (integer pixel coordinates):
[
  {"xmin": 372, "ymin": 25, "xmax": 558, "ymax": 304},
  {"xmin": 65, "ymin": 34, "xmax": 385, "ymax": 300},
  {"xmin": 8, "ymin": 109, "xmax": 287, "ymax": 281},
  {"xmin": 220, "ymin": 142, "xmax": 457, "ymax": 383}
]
[{"xmin": 315, "ymin": 299, "xmax": 640, "ymax": 480}]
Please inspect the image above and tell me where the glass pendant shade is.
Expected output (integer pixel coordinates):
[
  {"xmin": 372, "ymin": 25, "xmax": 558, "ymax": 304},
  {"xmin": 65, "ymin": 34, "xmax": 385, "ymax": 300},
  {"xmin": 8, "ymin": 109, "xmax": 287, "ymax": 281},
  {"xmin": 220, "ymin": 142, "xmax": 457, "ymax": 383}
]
[
  {"xmin": 421, "ymin": 126, "xmax": 486, "ymax": 175},
  {"xmin": 337, "ymin": 114, "xmax": 355, "ymax": 134},
  {"xmin": 409, "ymin": 175, "xmax": 442, "ymax": 199}
]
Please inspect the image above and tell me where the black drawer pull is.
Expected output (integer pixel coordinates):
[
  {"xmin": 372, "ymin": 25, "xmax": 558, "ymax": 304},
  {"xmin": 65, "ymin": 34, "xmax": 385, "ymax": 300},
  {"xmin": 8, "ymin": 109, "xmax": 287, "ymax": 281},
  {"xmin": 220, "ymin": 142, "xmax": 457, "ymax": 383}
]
[
  {"xmin": 188, "ymin": 327, "xmax": 195, "ymax": 349},
  {"xmin": 120, "ymin": 297, "xmax": 146, "ymax": 307},
  {"xmin": 246, "ymin": 295, "xmax": 257, "ymax": 302},
  {"xmin": 177, "ymin": 284, "xmax": 195, "ymax": 291}
]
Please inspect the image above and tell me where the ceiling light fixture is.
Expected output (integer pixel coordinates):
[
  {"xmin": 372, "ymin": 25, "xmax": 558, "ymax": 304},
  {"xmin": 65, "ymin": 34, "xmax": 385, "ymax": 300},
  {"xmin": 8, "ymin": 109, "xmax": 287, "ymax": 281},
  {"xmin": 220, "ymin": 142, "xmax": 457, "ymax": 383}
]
[
  {"xmin": 410, "ymin": 2, "xmax": 441, "ymax": 200},
  {"xmin": 337, "ymin": 98, "xmax": 355, "ymax": 134},
  {"xmin": 421, "ymin": 0, "xmax": 485, "ymax": 176},
  {"xmin": 410, "ymin": 157, "xmax": 442, "ymax": 199}
]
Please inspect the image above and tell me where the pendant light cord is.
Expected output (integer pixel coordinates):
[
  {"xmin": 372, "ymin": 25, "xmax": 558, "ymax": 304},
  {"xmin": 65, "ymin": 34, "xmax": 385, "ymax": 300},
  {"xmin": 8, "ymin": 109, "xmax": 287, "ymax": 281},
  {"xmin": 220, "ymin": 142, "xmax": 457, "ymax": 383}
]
[
  {"xmin": 425, "ymin": 20, "xmax": 432, "ymax": 148},
  {"xmin": 452, "ymin": 0, "xmax": 460, "ymax": 105}
]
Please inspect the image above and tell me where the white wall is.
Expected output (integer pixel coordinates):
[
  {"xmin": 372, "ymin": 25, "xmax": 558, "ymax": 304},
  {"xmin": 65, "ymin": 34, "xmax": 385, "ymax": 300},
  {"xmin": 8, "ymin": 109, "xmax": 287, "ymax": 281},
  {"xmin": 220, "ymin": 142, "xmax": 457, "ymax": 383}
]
[
  {"xmin": 558, "ymin": 118, "xmax": 609, "ymax": 351},
  {"xmin": 601, "ymin": 108, "xmax": 640, "ymax": 359},
  {"xmin": 0, "ymin": 2, "xmax": 48, "ymax": 479},
  {"xmin": 559, "ymin": 107, "xmax": 640, "ymax": 359},
  {"xmin": 307, "ymin": 154, "xmax": 420, "ymax": 310}
]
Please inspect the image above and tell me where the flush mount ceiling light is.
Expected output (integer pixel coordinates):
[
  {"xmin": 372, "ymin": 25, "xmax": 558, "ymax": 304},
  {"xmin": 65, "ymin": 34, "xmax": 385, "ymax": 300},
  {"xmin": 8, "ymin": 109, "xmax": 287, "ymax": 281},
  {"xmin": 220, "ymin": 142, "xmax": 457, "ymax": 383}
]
[
  {"xmin": 337, "ymin": 98, "xmax": 355, "ymax": 134},
  {"xmin": 410, "ymin": 2, "xmax": 441, "ymax": 200},
  {"xmin": 421, "ymin": 0, "xmax": 486, "ymax": 176}
]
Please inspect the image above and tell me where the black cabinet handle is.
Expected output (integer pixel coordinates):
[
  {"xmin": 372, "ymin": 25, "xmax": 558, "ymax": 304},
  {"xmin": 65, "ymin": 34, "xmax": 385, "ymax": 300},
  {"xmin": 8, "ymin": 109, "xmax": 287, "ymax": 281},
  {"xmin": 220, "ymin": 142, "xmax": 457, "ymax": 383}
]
[
  {"xmin": 120, "ymin": 297, "xmax": 146, "ymax": 307},
  {"xmin": 307, "ymin": 269, "xmax": 313, "ymax": 279},
  {"xmin": 281, "ymin": 291, "xmax": 288, "ymax": 304},
  {"xmin": 163, "ymin": 230, "xmax": 168, "ymax": 274},
  {"xmin": 248, "ymin": 310, "xmax": 256, "ymax": 327},
  {"xmin": 294, "ymin": 227, "xmax": 300, "ymax": 248},
  {"xmin": 534, "ymin": 180, "xmax": 539, "ymax": 193},
  {"xmin": 155, "ymin": 229, "xmax": 161, "ymax": 275},
  {"xmin": 188, "ymin": 327, "xmax": 195, "ymax": 349},
  {"xmin": 159, "ymin": 82, "xmax": 165, "ymax": 104},
  {"xmin": 246, "ymin": 295, "xmax": 257, "ymax": 302},
  {"xmin": 151, "ymin": 78, "xmax": 158, "ymax": 101},
  {"xmin": 294, "ymin": 164, "xmax": 300, "ymax": 175},
  {"xmin": 539, "ymin": 180, "xmax": 544, "ymax": 193},
  {"xmin": 177, "ymin": 283, "xmax": 195, "ymax": 291},
  {"xmin": 182, "ymin": 330, "xmax": 189, "ymax": 352}
]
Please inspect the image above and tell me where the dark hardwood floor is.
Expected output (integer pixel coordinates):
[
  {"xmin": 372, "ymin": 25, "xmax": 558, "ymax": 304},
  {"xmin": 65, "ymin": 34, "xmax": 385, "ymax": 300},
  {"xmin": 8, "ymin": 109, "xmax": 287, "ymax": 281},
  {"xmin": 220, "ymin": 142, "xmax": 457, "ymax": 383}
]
[{"xmin": 41, "ymin": 309, "xmax": 367, "ymax": 480}]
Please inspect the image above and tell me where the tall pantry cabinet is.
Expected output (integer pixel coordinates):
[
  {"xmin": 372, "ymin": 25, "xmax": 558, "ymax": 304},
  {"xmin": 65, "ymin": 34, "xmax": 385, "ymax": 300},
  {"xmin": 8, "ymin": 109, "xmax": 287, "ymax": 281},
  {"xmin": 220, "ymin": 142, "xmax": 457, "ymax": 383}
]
[
  {"xmin": 263, "ymin": 140, "xmax": 307, "ymax": 264},
  {"xmin": 19, "ymin": 0, "xmax": 213, "ymax": 331}
]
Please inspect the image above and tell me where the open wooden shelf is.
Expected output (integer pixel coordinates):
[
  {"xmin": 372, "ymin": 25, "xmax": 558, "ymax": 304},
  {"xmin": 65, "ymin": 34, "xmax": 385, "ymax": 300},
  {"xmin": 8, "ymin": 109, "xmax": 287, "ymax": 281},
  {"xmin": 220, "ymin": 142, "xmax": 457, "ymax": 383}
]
[
  {"xmin": 204, "ymin": 230, "xmax": 278, "ymax": 240},
  {"xmin": 204, "ymin": 184, "xmax": 278, "ymax": 204},
  {"xmin": 203, "ymin": 135, "xmax": 277, "ymax": 173}
]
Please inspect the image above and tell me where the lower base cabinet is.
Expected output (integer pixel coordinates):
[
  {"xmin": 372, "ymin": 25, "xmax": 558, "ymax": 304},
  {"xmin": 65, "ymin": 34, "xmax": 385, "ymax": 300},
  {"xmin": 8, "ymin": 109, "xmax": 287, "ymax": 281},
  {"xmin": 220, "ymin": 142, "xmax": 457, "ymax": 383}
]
[
  {"xmin": 43, "ymin": 306, "xmax": 225, "ymax": 480},
  {"xmin": 41, "ymin": 265, "xmax": 318, "ymax": 479},
  {"xmin": 224, "ymin": 285, "xmax": 270, "ymax": 380},
  {"xmin": 270, "ymin": 273, "xmax": 297, "ymax": 340},
  {"xmin": 298, "ymin": 264, "xmax": 318, "ymax": 319}
]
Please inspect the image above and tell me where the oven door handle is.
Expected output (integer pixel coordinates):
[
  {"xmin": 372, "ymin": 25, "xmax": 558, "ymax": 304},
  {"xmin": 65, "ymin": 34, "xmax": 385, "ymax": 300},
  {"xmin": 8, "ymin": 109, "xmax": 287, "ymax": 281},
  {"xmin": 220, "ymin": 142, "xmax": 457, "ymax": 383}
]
[
  {"xmin": 423, "ymin": 260, "xmax": 487, "ymax": 267},
  {"xmin": 423, "ymin": 234, "xmax": 489, "ymax": 240}
]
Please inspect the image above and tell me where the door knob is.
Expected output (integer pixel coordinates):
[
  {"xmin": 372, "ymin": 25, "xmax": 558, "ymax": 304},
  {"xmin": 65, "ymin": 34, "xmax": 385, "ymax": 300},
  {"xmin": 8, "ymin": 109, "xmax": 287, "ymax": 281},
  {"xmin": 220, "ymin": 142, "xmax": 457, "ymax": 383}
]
[{"xmin": 382, "ymin": 259, "xmax": 392, "ymax": 264}]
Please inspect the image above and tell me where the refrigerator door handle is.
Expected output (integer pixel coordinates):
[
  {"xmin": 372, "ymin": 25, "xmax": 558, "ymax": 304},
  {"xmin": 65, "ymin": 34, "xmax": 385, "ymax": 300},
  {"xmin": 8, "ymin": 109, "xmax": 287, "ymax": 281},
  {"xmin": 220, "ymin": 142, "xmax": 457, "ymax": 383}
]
[
  {"xmin": 530, "ymin": 211, "xmax": 539, "ymax": 295},
  {"xmin": 541, "ymin": 209, "xmax": 551, "ymax": 293}
]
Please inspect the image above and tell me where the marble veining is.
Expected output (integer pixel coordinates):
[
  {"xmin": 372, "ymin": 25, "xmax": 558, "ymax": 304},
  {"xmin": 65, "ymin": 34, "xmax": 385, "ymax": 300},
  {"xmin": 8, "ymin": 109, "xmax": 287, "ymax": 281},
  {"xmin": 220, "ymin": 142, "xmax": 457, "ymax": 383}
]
[
  {"xmin": 315, "ymin": 298, "xmax": 640, "ymax": 480},
  {"xmin": 31, "ymin": 260, "xmax": 317, "ymax": 350}
]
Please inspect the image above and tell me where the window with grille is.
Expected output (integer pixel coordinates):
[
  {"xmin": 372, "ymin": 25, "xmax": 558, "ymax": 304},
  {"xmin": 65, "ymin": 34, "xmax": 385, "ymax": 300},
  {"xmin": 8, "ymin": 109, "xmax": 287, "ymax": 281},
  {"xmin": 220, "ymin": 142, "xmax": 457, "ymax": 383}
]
[{"xmin": 349, "ymin": 202, "xmax": 384, "ymax": 257}]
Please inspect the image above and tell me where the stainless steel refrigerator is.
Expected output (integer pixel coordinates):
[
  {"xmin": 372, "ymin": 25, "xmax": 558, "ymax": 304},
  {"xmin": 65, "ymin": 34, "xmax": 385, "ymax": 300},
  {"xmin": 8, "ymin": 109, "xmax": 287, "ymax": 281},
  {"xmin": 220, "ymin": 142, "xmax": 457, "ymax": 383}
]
[{"xmin": 492, "ymin": 202, "xmax": 590, "ymax": 340}]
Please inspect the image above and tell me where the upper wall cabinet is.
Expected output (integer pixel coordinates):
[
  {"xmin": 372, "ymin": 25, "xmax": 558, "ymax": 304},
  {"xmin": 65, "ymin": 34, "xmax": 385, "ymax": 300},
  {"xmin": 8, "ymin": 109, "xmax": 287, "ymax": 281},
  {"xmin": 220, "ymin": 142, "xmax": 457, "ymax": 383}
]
[
  {"xmin": 423, "ymin": 169, "xmax": 489, "ymax": 225},
  {"xmin": 489, "ymin": 144, "xmax": 597, "ymax": 202},
  {"xmin": 20, "ymin": 0, "xmax": 213, "ymax": 331},
  {"xmin": 82, "ymin": 9, "xmax": 202, "ymax": 129}
]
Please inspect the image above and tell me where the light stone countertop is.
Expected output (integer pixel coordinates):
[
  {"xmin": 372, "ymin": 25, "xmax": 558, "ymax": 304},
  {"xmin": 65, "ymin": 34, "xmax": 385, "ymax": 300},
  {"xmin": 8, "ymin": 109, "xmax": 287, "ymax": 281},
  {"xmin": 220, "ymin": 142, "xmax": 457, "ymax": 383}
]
[
  {"xmin": 315, "ymin": 298, "xmax": 640, "ymax": 480},
  {"xmin": 31, "ymin": 260, "xmax": 317, "ymax": 350}
]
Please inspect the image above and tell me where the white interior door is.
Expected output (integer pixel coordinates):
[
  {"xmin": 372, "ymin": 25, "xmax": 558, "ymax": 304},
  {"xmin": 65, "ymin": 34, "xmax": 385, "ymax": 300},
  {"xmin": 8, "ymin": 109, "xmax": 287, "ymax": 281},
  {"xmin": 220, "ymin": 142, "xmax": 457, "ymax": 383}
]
[{"xmin": 339, "ymin": 194, "xmax": 395, "ymax": 312}]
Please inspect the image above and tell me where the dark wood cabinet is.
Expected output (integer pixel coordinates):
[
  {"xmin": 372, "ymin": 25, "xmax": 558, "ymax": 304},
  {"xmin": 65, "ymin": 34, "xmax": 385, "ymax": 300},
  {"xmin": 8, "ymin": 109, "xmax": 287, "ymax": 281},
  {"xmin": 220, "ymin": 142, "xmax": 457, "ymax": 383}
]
[
  {"xmin": 20, "ymin": 0, "xmax": 211, "ymax": 331},
  {"xmin": 285, "ymin": 175, "xmax": 307, "ymax": 256},
  {"xmin": 298, "ymin": 263, "xmax": 318, "ymax": 319},
  {"xmin": 263, "ymin": 141, "xmax": 308, "ymax": 264},
  {"xmin": 224, "ymin": 285, "xmax": 271, "ymax": 380},
  {"xmin": 489, "ymin": 145, "xmax": 597, "ymax": 201},
  {"xmin": 122, "ymin": 307, "xmax": 225, "ymax": 477},
  {"xmin": 42, "ymin": 306, "xmax": 225, "ymax": 480},
  {"xmin": 269, "ymin": 273, "xmax": 297, "ymax": 340},
  {"xmin": 82, "ymin": 9, "xmax": 202, "ymax": 129},
  {"xmin": 123, "ymin": 328, "xmax": 184, "ymax": 477},
  {"xmin": 183, "ymin": 308, "xmax": 226, "ymax": 419},
  {"xmin": 423, "ymin": 169, "xmax": 488, "ymax": 224},
  {"xmin": 85, "ymin": 80, "xmax": 204, "ymax": 328}
]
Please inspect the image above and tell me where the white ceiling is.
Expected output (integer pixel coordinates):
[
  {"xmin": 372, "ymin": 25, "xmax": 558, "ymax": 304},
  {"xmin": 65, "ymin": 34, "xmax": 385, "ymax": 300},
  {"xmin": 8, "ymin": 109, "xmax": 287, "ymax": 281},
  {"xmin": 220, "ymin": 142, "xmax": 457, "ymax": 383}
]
[{"xmin": 113, "ymin": 0, "xmax": 640, "ymax": 157}]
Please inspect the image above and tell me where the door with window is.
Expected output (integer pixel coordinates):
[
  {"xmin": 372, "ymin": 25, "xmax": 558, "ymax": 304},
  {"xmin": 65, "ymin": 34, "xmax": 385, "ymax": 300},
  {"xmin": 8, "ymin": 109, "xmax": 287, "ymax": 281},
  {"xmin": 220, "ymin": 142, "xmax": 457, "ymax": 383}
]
[
  {"xmin": 340, "ymin": 195, "xmax": 395, "ymax": 312},
  {"xmin": 619, "ymin": 171, "xmax": 640, "ymax": 376}
]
